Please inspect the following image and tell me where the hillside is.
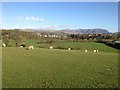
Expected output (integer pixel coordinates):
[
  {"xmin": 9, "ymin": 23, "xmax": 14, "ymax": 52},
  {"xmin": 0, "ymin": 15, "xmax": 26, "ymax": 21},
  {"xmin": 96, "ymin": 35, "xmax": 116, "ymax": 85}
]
[
  {"xmin": 22, "ymin": 28, "xmax": 110, "ymax": 35},
  {"xmin": 62, "ymin": 28, "xmax": 110, "ymax": 34},
  {"xmin": 3, "ymin": 47, "xmax": 118, "ymax": 88},
  {"xmin": 1, "ymin": 28, "xmax": 110, "ymax": 35}
]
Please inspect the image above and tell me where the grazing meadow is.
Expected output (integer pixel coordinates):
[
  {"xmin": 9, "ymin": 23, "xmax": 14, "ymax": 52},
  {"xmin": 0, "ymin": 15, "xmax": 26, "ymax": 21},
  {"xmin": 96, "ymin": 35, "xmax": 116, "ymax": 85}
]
[{"xmin": 2, "ymin": 42, "xmax": 118, "ymax": 88}]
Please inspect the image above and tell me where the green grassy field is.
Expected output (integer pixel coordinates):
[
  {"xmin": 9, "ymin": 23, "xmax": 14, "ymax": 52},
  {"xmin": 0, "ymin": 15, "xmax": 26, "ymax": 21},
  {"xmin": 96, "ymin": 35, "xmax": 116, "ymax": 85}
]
[
  {"xmin": 2, "ymin": 46, "xmax": 118, "ymax": 88},
  {"xmin": 6, "ymin": 39, "xmax": 118, "ymax": 53},
  {"xmin": 40, "ymin": 41, "xmax": 118, "ymax": 53}
]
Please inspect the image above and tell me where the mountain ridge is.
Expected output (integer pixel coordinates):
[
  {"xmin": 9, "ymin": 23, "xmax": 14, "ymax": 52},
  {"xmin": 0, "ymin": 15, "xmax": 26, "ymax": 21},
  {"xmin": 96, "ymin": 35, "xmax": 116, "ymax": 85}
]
[
  {"xmin": 61, "ymin": 28, "xmax": 110, "ymax": 34},
  {"xmin": 38, "ymin": 28, "xmax": 110, "ymax": 34},
  {"xmin": 1, "ymin": 28, "xmax": 111, "ymax": 34}
]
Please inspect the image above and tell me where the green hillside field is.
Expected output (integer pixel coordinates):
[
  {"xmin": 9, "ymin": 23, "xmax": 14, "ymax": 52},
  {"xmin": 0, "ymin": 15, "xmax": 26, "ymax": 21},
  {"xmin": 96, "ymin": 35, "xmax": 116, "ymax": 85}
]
[{"xmin": 2, "ymin": 46, "xmax": 118, "ymax": 88}]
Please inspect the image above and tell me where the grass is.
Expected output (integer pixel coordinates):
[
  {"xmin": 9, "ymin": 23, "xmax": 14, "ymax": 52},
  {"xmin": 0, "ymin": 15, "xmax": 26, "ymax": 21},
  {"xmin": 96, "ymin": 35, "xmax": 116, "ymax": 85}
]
[
  {"xmin": 5, "ymin": 39, "xmax": 118, "ymax": 53},
  {"xmin": 0, "ymin": 42, "xmax": 2, "ymax": 89},
  {"xmin": 41, "ymin": 41, "xmax": 118, "ymax": 53},
  {"xmin": 2, "ymin": 47, "xmax": 118, "ymax": 88}
]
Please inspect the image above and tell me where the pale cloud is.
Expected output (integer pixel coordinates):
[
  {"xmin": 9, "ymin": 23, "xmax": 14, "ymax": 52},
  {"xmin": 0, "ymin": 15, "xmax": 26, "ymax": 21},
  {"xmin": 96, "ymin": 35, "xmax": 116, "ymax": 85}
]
[
  {"xmin": 0, "ymin": 17, "xmax": 5, "ymax": 26},
  {"xmin": 25, "ymin": 16, "xmax": 44, "ymax": 22},
  {"xmin": 26, "ymin": 17, "xmax": 30, "ymax": 20},
  {"xmin": 1, "ymin": 23, "xmax": 76, "ymax": 30},
  {"xmin": 14, "ymin": 25, "xmax": 20, "ymax": 29},
  {"xmin": 38, "ymin": 24, "xmax": 74, "ymax": 30}
]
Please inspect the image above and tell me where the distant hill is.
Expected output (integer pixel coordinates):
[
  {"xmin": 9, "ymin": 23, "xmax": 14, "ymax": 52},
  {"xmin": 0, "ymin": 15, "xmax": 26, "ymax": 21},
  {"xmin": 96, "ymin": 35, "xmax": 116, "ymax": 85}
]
[
  {"xmin": 113, "ymin": 32, "xmax": 120, "ymax": 34},
  {"xmin": 1, "ymin": 28, "xmax": 110, "ymax": 35},
  {"xmin": 62, "ymin": 28, "xmax": 110, "ymax": 34}
]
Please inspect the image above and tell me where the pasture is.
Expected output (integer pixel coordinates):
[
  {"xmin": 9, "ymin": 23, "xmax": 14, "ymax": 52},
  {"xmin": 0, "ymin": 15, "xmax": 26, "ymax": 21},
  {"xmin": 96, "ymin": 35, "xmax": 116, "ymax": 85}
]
[
  {"xmin": 6, "ymin": 39, "xmax": 118, "ymax": 53},
  {"xmin": 41, "ymin": 41, "xmax": 118, "ymax": 53},
  {"xmin": 29, "ymin": 41, "xmax": 118, "ymax": 53},
  {"xmin": 2, "ymin": 46, "xmax": 118, "ymax": 88}
]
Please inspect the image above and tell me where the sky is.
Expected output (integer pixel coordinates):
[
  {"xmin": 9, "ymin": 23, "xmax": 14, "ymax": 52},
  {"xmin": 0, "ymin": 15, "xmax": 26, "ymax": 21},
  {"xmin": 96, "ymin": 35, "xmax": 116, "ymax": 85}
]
[{"xmin": 1, "ymin": 2, "xmax": 118, "ymax": 32}]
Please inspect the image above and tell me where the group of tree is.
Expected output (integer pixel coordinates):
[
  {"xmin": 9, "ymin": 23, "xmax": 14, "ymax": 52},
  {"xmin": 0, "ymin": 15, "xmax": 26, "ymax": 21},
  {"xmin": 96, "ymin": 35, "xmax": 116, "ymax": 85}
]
[
  {"xmin": 67, "ymin": 33, "xmax": 120, "ymax": 42},
  {"xmin": 1, "ymin": 29, "xmax": 120, "ymax": 49},
  {"xmin": 1, "ymin": 29, "xmax": 39, "ymax": 47}
]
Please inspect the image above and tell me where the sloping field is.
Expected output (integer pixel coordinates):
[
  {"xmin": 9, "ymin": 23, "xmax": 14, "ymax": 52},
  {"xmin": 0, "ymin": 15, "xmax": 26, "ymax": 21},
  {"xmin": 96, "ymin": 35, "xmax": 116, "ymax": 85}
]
[
  {"xmin": 7, "ymin": 40, "xmax": 118, "ymax": 53},
  {"xmin": 41, "ymin": 41, "xmax": 118, "ymax": 53},
  {"xmin": 2, "ymin": 47, "xmax": 118, "ymax": 88}
]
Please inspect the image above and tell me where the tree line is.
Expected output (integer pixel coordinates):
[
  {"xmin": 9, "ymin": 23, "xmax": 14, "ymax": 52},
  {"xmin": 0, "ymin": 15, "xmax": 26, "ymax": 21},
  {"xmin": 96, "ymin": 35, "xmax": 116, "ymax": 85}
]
[
  {"xmin": 1, "ymin": 29, "xmax": 120, "ymax": 49},
  {"xmin": 1, "ymin": 29, "xmax": 39, "ymax": 47},
  {"xmin": 67, "ymin": 33, "xmax": 120, "ymax": 42}
]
